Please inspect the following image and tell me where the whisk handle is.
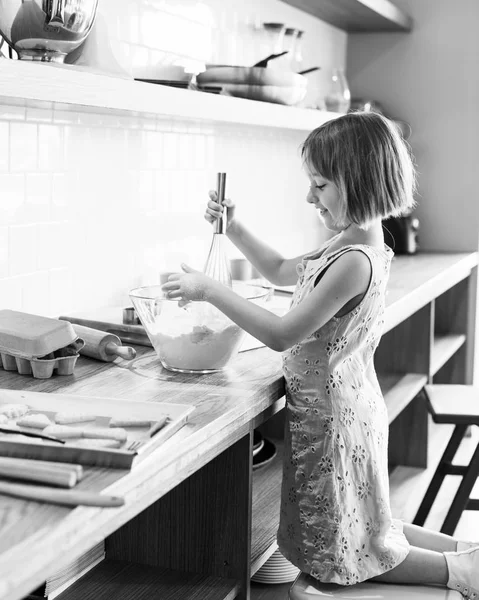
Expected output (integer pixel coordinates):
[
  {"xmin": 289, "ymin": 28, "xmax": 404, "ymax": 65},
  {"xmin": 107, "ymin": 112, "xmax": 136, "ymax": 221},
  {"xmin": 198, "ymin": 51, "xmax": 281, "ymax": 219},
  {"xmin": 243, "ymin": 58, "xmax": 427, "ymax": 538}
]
[{"xmin": 215, "ymin": 172, "xmax": 227, "ymax": 234}]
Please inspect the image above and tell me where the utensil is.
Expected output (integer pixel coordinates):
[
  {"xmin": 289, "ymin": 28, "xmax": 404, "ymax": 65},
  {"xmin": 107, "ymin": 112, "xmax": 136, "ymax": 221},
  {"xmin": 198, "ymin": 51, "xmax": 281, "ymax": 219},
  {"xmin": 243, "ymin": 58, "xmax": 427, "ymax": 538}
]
[
  {"xmin": 0, "ymin": 0, "xmax": 99, "ymax": 63},
  {"xmin": 0, "ymin": 457, "xmax": 78, "ymax": 488},
  {"xmin": 0, "ymin": 481, "xmax": 124, "ymax": 507},
  {"xmin": 148, "ymin": 416, "xmax": 168, "ymax": 438},
  {"xmin": 298, "ymin": 67, "xmax": 321, "ymax": 75},
  {"xmin": 253, "ymin": 50, "xmax": 289, "ymax": 67},
  {"xmin": 203, "ymin": 173, "xmax": 232, "ymax": 288},
  {"xmin": 59, "ymin": 312, "xmax": 151, "ymax": 347},
  {"xmin": 127, "ymin": 441, "xmax": 141, "ymax": 452},
  {"xmin": 0, "ymin": 426, "xmax": 65, "ymax": 444},
  {"xmin": 67, "ymin": 323, "xmax": 137, "ymax": 362}
]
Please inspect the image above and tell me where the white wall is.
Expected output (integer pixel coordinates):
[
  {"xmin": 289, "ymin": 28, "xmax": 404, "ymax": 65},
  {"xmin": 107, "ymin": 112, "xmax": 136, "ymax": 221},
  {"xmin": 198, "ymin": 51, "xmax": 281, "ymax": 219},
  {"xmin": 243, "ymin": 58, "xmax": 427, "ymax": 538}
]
[
  {"xmin": 0, "ymin": 0, "xmax": 346, "ymax": 318},
  {"xmin": 347, "ymin": 0, "xmax": 479, "ymax": 252}
]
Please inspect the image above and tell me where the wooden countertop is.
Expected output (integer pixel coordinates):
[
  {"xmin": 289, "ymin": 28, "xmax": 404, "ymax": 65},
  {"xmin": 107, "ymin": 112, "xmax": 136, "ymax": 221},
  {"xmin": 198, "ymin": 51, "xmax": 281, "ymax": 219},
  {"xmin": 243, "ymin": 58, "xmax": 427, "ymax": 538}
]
[{"xmin": 0, "ymin": 251, "xmax": 477, "ymax": 600}]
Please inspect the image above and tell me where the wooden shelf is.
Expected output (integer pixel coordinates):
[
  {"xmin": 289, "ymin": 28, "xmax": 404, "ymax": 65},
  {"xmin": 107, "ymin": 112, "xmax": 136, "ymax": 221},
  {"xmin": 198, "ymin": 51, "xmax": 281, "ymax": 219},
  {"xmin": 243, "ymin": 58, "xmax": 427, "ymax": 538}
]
[
  {"xmin": 280, "ymin": 0, "xmax": 412, "ymax": 32},
  {"xmin": 378, "ymin": 372, "xmax": 428, "ymax": 423},
  {"xmin": 57, "ymin": 560, "xmax": 239, "ymax": 600},
  {"xmin": 431, "ymin": 334, "xmax": 467, "ymax": 376},
  {"xmin": 0, "ymin": 59, "xmax": 341, "ymax": 131},
  {"xmin": 251, "ymin": 438, "xmax": 284, "ymax": 575},
  {"xmin": 389, "ymin": 418, "xmax": 453, "ymax": 523}
]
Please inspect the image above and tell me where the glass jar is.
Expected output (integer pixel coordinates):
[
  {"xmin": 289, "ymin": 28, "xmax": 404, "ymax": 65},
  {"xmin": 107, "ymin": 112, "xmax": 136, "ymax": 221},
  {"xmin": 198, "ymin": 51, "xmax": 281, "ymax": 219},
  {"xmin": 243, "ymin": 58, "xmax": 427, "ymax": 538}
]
[
  {"xmin": 291, "ymin": 29, "xmax": 304, "ymax": 72},
  {"xmin": 325, "ymin": 67, "xmax": 351, "ymax": 114},
  {"xmin": 261, "ymin": 22, "xmax": 286, "ymax": 56}
]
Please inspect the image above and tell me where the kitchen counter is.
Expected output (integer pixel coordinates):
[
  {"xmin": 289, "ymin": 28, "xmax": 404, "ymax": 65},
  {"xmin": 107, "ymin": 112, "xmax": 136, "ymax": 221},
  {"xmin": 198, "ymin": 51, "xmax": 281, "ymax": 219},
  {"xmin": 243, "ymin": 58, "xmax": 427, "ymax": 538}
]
[{"xmin": 0, "ymin": 251, "xmax": 477, "ymax": 600}]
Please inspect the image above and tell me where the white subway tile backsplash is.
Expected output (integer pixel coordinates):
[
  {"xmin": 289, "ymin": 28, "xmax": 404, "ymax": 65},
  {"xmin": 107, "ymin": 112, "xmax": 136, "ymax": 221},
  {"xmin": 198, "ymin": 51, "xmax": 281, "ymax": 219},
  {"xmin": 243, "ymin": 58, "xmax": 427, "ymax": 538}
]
[
  {"xmin": 9, "ymin": 224, "xmax": 37, "ymax": 276},
  {"xmin": 25, "ymin": 173, "xmax": 52, "ymax": 223},
  {"xmin": 38, "ymin": 125, "xmax": 64, "ymax": 171},
  {"xmin": 10, "ymin": 123, "xmax": 37, "ymax": 172},
  {"xmin": 25, "ymin": 108, "xmax": 53, "ymax": 123},
  {"xmin": 0, "ymin": 173, "xmax": 25, "ymax": 225},
  {"xmin": 0, "ymin": 105, "xmax": 26, "ymax": 121},
  {"xmin": 48, "ymin": 268, "xmax": 73, "ymax": 317},
  {"xmin": 0, "ymin": 227, "xmax": 9, "ymax": 279},
  {"xmin": 51, "ymin": 173, "xmax": 70, "ymax": 221},
  {"xmin": 0, "ymin": 122, "xmax": 10, "ymax": 171},
  {"xmin": 0, "ymin": 0, "xmax": 345, "ymax": 316},
  {"xmin": 21, "ymin": 271, "xmax": 50, "ymax": 315},
  {"xmin": 0, "ymin": 276, "xmax": 22, "ymax": 310}
]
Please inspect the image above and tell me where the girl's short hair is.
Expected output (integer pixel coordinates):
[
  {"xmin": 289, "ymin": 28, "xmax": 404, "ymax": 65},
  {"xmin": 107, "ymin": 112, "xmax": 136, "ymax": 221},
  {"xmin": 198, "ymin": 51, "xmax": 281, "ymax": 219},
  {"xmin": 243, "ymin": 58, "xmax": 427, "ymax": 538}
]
[{"xmin": 301, "ymin": 111, "xmax": 417, "ymax": 228}]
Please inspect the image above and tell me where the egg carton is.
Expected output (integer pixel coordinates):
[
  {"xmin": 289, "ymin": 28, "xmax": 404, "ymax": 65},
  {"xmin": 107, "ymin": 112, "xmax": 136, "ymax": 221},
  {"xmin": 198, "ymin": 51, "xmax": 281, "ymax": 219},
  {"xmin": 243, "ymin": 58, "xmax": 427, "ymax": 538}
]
[{"xmin": 0, "ymin": 340, "xmax": 85, "ymax": 379}]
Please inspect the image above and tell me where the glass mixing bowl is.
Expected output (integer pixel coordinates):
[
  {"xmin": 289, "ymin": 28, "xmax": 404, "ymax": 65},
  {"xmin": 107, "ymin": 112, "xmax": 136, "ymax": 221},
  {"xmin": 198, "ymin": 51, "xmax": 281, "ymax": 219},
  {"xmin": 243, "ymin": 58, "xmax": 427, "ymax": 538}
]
[{"xmin": 130, "ymin": 282, "xmax": 271, "ymax": 374}]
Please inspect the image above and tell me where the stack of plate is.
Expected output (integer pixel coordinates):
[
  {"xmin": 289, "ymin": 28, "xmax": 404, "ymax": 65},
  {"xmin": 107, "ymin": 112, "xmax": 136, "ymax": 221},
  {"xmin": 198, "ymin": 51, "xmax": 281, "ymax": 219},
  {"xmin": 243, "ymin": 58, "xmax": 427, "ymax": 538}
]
[
  {"xmin": 251, "ymin": 548, "xmax": 300, "ymax": 584},
  {"xmin": 196, "ymin": 66, "xmax": 307, "ymax": 106}
]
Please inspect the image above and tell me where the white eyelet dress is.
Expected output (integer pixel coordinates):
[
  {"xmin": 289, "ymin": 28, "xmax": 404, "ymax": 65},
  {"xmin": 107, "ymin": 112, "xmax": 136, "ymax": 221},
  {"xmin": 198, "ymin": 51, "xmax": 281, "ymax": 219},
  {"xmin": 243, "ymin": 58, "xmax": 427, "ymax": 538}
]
[{"xmin": 277, "ymin": 242, "xmax": 410, "ymax": 585}]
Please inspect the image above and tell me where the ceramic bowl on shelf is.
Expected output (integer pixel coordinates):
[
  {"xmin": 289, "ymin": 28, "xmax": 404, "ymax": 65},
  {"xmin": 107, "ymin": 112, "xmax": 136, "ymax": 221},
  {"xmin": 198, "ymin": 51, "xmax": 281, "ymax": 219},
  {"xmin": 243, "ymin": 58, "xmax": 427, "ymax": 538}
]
[
  {"xmin": 130, "ymin": 282, "xmax": 270, "ymax": 374},
  {"xmin": 220, "ymin": 83, "xmax": 307, "ymax": 106}
]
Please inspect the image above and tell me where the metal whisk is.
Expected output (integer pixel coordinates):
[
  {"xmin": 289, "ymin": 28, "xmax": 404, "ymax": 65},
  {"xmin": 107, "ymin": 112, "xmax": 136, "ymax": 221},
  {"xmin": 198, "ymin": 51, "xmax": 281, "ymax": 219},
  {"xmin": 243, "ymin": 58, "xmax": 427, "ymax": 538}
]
[{"xmin": 203, "ymin": 172, "xmax": 232, "ymax": 287}]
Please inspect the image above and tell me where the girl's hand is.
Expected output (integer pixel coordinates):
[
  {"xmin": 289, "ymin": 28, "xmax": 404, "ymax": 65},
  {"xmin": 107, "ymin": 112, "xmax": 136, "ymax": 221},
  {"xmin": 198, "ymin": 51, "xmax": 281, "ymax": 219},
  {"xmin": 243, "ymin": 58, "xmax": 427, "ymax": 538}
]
[
  {"xmin": 205, "ymin": 191, "xmax": 236, "ymax": 231},
  {"xmin": 161, "ymin": 264, "xmax": 216, "ymax": 302}
]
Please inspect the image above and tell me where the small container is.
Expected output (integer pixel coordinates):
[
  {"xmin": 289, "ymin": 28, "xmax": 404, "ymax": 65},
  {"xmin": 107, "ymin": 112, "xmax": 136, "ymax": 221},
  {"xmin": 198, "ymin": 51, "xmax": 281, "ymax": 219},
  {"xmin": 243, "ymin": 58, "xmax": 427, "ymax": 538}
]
[
  {"xmin": 122, "ymin": 307, "xmax": 140, "ymax": 326},
  {"xmin": 0, "ymin": 310, "xmax": 83, "ymax": 379},
  {"xmin": 325, "ymin": 67, "xmax": 351, "ymax": 114},
  {"xmin": 0, "ymin": 341, "xmax": 83, "ymax": 379},
  {"xmin": 0, "ymin": 310, "xmax": 78, "ymax": 358}
]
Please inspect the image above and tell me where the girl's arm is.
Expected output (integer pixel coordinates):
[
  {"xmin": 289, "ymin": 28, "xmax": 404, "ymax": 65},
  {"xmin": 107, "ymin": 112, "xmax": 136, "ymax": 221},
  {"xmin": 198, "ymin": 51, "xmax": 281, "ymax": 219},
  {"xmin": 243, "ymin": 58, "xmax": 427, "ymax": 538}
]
[
  {"xmin": 226, "ymin": 219, "xmax": 305, "ymax": 286},
  {"xmin": 164, "ymin": 251, "xmax": 371, "ymax": 352},
  {"xmin": 206, "ymin": 192, "xmax": 303, "ymax": 286}
]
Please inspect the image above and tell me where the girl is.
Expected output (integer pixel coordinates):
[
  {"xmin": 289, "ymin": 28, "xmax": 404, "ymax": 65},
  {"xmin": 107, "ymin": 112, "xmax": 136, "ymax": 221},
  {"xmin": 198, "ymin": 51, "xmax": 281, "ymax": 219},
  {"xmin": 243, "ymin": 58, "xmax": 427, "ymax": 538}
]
[{"xmin": 162, "ymin": 111, "xmax": 478, "ymax": 598}]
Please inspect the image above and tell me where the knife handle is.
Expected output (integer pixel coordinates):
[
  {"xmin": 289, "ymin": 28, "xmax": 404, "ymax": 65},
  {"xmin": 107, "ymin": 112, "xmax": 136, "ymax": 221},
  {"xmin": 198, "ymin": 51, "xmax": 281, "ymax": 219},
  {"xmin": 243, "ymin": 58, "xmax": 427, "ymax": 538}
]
[{"xmin": 0, "ymin": 481, "xmax": 124, "ymax": 507}]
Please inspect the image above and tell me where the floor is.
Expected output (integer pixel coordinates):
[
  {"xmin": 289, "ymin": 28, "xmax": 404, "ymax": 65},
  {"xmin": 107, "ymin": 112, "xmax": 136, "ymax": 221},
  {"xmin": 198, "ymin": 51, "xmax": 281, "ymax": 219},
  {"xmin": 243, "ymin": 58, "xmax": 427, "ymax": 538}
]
[{"xmin": 250, "ymin": 427, "xmax": 479, "ymax": 600}]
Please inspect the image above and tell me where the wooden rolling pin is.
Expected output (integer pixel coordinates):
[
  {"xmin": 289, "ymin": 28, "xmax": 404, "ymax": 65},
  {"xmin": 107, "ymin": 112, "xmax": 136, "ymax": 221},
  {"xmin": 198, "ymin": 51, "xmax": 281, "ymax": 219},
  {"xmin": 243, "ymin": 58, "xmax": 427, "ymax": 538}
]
[
  {"xmin": 0, "ymin": 481, "xmax": 124, "ymax": 507},
  {"xmin": 70, "ymin": 324, "xmax": 137, "ymax": 362},
  {"xmin": 0, "ymin": 457, "xmax": 80, "ymax": 488}
]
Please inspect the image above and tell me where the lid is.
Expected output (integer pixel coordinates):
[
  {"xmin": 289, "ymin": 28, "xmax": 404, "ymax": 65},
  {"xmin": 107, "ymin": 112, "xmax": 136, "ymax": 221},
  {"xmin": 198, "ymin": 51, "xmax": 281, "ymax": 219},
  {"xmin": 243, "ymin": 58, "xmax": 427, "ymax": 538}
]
[{"xmin": 0, "ymin": 310, "xmax": 78, "ymax": 358}]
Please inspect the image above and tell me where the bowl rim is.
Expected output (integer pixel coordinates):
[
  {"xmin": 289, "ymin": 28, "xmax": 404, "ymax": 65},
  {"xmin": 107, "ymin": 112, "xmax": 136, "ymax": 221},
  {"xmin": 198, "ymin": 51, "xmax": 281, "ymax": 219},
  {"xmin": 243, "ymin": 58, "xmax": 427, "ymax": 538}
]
[{"xmin": 129, "ymin": 282, "xmax": 271, "ymax": 302}]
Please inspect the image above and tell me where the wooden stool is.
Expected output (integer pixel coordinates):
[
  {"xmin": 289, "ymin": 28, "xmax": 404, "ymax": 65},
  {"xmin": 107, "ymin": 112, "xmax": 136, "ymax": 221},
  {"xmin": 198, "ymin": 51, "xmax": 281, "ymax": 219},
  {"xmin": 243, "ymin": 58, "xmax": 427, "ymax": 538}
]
[
  {"xmin": 289, "ymin": 572, "xmax": 461, "ymax": 598},
  {"xmin": 413, "ymin": 384, "xmax": 479, "ymax": 535}
]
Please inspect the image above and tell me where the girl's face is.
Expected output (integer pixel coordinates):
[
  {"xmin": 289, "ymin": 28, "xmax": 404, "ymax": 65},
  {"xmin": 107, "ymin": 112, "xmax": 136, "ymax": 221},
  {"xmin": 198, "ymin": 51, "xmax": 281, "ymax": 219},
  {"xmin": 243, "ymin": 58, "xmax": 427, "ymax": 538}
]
[{"xmin": 305, "ymin": 167, "xmax": 345, "ymax": 232}]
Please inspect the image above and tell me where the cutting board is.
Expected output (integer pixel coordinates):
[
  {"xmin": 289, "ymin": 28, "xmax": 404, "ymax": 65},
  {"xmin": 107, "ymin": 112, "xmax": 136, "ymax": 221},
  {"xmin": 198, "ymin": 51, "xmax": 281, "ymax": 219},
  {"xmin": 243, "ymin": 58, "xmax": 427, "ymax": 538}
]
[{"xmin": 0, "ymin": 389, "xmax": 194, "ymax": 469}]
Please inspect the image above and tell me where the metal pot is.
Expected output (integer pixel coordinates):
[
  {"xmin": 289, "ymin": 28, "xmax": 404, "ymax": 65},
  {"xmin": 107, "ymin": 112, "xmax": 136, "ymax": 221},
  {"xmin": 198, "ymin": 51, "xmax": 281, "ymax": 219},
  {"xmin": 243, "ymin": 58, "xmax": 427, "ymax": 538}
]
[{"xmin": 0, "ymin": 0, "xmax": 98, "ymax": 62}]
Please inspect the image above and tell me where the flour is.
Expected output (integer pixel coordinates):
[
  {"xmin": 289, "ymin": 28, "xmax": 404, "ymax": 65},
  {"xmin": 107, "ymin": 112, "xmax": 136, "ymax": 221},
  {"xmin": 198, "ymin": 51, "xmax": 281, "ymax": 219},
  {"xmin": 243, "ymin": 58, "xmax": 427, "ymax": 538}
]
[
  {"xmin": 152, "ymin": 323, "xmax": 244, "ymax": 371},
  {"xmin": 149, "ymin": 303, "xmax": 245, "ymax": 372}
]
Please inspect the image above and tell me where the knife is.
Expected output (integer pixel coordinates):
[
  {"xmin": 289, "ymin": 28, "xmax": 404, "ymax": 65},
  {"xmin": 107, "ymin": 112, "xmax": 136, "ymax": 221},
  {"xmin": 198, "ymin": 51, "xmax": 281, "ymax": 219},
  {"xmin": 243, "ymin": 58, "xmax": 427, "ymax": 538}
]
[
  {"xmin": 0, "ymin": 481, "xmax": 124, "ymax": 507},
  {"xmin": 0, "ymin": 426, "xmax": 65, "ymax": 444}
]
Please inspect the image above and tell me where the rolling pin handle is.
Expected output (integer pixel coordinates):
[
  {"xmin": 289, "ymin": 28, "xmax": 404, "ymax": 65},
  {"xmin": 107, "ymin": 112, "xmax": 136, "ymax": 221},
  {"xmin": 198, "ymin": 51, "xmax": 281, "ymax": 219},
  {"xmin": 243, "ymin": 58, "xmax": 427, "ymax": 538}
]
[{"xmin": 105, "ymin": 342, "xmax": 136, "ymax": 360}]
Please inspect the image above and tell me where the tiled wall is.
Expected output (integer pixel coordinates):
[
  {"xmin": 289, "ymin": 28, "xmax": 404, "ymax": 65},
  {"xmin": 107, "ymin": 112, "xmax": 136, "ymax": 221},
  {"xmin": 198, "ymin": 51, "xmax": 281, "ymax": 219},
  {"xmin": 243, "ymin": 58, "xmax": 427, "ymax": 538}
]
[{"xmin": 0, "ymin": 0, "xmax": 346, "ymax": 317}]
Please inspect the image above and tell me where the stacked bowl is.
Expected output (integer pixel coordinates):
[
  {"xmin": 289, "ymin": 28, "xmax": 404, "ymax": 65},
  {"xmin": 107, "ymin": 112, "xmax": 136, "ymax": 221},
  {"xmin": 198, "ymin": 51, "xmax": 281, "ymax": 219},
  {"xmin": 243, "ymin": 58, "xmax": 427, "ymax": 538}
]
[
  {"xmin": 251, "ymin": 548, "xmax": 300, "ymax": 584},
  {"xmin": 196, "ymin": 66, "xmax": 307, "ymax": 106}
]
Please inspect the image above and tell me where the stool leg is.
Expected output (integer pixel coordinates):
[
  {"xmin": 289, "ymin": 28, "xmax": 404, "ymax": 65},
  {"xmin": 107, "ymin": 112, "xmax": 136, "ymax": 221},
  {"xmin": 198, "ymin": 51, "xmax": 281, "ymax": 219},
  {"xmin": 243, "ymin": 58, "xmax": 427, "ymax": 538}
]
[
  {"xmin": 413, "ymin": 425, "xmax": 467, "ymax": 527},
  {"xmin": 441, "ymin": 441, "xmax": 479, "ymax": 535}
]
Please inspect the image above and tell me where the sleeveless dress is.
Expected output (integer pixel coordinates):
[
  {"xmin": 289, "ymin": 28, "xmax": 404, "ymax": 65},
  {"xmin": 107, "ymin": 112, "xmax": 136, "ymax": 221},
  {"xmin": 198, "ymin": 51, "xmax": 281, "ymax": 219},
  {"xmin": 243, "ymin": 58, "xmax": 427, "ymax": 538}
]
[{"xmin": 277, "ymin": 239, "xmax": 410, "ymax": 585}]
